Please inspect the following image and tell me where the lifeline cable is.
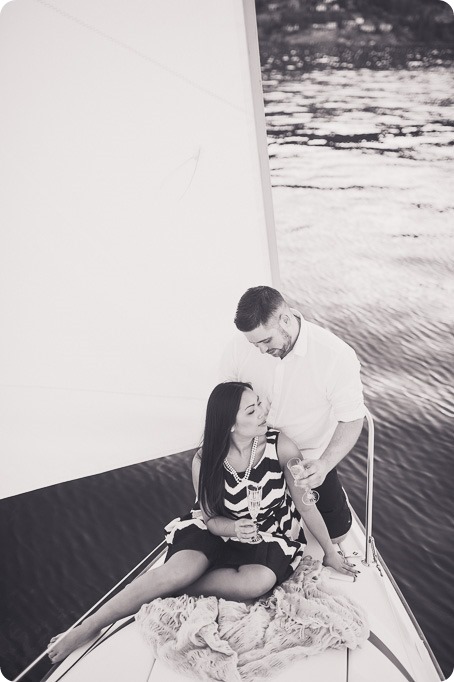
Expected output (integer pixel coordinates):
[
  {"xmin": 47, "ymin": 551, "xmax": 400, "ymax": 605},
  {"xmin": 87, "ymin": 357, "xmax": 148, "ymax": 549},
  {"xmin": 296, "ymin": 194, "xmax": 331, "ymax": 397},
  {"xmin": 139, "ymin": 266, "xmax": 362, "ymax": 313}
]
[{"xmin": 12, "ymin": 541, "xmax": 167, "ymax": 682}]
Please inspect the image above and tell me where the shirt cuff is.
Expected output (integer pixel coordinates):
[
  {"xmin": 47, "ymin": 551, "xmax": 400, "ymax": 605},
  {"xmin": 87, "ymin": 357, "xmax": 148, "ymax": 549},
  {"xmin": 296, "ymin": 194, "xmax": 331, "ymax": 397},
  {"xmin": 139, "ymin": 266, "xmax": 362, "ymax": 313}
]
[{"xmin": 334, "ymin": 404, "xmax": 367, "ymax": 422}]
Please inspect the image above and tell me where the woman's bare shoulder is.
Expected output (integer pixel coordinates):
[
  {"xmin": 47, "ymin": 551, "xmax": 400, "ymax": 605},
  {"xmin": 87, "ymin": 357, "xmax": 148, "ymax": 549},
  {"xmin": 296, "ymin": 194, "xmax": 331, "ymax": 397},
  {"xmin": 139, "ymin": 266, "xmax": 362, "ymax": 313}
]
[{"xmin": 275, "ymin": 432, "xmax": 300, "ymax": 463}]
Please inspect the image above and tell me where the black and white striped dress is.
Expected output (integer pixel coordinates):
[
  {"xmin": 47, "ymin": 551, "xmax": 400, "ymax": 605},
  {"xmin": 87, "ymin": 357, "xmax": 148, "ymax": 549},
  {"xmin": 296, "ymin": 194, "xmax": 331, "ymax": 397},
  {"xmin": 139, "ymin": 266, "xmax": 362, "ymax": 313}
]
[{"xmin": 165, "ymin": 429, "xmax": 305, "ymax": 584}]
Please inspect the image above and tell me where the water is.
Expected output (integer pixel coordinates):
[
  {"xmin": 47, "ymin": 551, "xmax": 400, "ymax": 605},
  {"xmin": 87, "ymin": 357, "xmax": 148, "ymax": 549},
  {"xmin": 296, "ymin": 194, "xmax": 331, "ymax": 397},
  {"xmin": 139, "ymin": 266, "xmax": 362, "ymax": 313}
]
[
  {"xmin": 0, "ymin": 453, "xmax": 196, "ymax": 682},
  {"xmin": 2, "ymin": 65, "xmax": 454, "ymax": 681},
  {"xmin": 262, "ymin": 63, "xmax": 454, "ymax": 678}
]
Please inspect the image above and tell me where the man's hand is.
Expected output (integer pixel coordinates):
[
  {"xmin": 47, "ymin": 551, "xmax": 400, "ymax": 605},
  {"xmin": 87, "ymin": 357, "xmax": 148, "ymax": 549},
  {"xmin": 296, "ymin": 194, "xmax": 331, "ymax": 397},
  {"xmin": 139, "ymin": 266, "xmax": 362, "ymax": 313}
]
[
  {"xmin": 302, "ymin": 458, "xmax": 329, "ymax": 489},
  {"xmin": 302, "ymin": 419, "xmax": 364, "ymax": 489}
]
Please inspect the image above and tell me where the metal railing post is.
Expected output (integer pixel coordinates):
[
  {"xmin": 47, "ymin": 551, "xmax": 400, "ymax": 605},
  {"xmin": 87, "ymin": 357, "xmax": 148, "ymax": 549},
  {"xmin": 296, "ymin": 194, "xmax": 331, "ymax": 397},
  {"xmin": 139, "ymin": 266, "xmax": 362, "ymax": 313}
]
[{"xmin": 364, "ymin": 407, "xmax": 375, "ymax": 566}]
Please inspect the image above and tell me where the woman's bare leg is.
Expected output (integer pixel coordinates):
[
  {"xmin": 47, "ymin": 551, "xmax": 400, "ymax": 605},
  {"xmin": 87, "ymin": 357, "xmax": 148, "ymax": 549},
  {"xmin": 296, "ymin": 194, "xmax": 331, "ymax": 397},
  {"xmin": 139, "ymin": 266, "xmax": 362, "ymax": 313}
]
[
  {"xmin": 48, "ymin": 550, "xmax": 210, "ymax": 663},
  {"xmin": 183, "ymin": 564, "xmax": 276, "ymax": 601}
]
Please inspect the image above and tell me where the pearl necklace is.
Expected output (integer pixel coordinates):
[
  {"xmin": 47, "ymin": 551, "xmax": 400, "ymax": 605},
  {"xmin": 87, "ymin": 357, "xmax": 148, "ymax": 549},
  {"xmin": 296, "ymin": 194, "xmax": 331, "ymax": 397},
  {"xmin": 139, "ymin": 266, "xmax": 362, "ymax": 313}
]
[{"xmin": 223, "ymin": 436, "xmax": 259, "ymax": 484}]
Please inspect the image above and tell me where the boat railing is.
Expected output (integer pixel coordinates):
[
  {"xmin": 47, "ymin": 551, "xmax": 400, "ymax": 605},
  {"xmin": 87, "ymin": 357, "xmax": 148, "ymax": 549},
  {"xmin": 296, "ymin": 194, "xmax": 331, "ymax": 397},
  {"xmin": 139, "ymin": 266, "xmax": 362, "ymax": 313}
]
[
  {"xmin": 363, "ymin": 407, "xmax": 376, "ymax": 567},
  {"xmin": 12, "ymin": 541, "xmax": 167, "ymax": 682}
]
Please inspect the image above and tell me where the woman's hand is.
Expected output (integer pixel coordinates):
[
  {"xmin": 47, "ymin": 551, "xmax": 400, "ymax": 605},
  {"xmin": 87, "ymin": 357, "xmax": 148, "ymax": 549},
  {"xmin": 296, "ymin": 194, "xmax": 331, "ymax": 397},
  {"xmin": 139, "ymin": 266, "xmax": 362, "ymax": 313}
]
[
  {"xmin": 323, "ymin": 549, "xmax": 360, "ymax": 577},
  {"xmin": 234, "ymin": 518, "xmax": 257, "ymax": 543}
]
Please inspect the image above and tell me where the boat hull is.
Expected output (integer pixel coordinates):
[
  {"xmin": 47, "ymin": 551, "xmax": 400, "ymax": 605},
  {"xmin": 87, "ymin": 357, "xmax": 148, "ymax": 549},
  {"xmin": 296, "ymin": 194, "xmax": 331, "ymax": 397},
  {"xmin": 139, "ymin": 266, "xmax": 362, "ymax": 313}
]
[{"xmin": 41, "ymin": 511, "xmax": 443, "ymax": 682}]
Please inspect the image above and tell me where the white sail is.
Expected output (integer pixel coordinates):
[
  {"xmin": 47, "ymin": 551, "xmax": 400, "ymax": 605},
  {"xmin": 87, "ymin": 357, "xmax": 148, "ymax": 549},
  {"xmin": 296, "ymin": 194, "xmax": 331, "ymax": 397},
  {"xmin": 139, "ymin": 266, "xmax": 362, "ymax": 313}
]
[{"xmin": 0, "ymin": 0, "xmax": 279, "ymax": 497}]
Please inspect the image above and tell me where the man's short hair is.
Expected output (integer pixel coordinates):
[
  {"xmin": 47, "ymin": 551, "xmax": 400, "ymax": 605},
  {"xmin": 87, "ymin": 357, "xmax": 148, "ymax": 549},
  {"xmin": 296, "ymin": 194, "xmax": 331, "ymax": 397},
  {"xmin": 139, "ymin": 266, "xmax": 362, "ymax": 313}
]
[{"xmin": 234, "ymin": 286, "xmax": 286, "ymax": 332}]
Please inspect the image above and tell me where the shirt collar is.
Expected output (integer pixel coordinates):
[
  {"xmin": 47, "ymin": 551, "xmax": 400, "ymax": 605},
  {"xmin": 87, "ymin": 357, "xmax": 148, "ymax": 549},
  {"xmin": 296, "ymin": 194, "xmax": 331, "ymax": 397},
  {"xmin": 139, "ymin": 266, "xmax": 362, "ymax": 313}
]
[{"xmin": 285, "ymin": 308, "xmax": 308, "ymax": 359}]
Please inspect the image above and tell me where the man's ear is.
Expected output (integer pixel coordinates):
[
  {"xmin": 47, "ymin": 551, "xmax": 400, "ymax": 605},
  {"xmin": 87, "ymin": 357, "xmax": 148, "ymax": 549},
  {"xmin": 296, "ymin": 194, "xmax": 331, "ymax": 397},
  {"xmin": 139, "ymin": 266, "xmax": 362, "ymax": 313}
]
[{"xmin": 279, "ymin": 312, "xmax": 290, "ymax": 328}]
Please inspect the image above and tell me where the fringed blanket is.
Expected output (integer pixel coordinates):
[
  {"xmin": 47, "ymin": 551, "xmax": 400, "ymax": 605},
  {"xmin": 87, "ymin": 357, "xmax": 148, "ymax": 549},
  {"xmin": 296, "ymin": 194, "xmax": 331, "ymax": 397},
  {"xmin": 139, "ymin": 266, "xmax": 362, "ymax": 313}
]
[{"xmin": 136, "ymin": 557, "xmax": 369, "ymax": 681}]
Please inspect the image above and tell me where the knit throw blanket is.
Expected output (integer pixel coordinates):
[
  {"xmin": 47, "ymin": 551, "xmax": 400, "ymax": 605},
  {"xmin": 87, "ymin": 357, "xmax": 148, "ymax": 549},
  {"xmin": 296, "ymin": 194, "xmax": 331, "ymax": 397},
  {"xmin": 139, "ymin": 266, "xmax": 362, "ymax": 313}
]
[{"xmin": 136, "ymin": 557, "xmax": 369, "ymax": 681}]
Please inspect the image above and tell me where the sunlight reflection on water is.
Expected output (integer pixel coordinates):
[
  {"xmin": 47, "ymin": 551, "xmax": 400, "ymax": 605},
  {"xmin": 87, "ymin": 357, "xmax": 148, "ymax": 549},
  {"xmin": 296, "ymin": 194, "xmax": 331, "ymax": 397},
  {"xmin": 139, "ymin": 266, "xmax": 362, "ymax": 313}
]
[{"xmin": 263, "ymin": 65, "xmax": 454, "ymax": 677}]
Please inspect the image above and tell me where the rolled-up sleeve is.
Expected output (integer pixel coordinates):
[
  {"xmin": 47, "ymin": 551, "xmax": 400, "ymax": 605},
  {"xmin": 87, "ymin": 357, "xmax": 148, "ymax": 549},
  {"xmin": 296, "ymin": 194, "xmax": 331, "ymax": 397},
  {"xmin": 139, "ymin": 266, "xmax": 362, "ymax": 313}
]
[{"xmin": 326, "ymin": 345, "xmax": 366, "ymax": 422}]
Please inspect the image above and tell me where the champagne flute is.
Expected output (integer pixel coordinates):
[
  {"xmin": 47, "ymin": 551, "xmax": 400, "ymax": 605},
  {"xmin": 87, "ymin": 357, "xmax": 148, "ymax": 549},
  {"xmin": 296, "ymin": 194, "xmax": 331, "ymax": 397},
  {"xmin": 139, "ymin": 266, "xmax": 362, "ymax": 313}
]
[
  {"xmin": 287, "ymin": 457, "xmax": 320, "ymax": 505},
  {"xmin": 246, "ymin": 483, "xmax": 262, "ymax": 543}
]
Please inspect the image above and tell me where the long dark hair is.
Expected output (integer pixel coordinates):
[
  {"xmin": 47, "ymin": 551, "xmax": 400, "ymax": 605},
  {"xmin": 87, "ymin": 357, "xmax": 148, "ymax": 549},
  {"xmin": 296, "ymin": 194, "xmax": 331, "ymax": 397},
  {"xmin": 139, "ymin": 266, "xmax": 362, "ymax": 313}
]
[{"xmin": 198, "ymin": 381, "xmax": 252, "ymax": 518}]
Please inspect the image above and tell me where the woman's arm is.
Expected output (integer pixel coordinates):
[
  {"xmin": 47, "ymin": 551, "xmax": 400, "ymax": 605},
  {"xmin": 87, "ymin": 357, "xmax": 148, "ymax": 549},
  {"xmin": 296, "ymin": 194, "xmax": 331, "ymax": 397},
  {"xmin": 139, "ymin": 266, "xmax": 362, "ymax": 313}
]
[
  {"xmin": 276, "ymin": 434, "xmax": 358, "ymax": 577},
  {"xmin": 191, "ymin": 452, "xmax": 256, "ymax": 542}
]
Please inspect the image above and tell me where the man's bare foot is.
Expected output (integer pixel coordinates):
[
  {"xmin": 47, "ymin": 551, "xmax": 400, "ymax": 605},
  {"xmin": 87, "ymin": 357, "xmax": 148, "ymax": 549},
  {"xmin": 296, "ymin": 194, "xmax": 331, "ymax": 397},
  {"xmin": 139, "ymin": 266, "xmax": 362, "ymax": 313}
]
[{"xmin": 48, "ymin": 623, "xmax": 100, "ymax": 663}]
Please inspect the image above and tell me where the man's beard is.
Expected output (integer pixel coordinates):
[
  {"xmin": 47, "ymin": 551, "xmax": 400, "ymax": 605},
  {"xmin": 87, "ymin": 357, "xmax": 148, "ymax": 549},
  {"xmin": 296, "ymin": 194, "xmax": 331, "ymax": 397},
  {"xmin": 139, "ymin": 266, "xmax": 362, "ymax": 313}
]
[{"xmin": 275, "ymin": 329, "xmax": 293, "ymax": 359}]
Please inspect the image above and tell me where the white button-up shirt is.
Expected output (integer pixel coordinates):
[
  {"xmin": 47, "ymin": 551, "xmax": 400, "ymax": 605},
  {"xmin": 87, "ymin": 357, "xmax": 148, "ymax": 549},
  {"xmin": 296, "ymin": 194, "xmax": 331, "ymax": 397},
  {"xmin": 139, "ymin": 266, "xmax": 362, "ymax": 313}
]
[{"xmin": 220, "ymin": 310, "xmax": 365, "ymax": 459}]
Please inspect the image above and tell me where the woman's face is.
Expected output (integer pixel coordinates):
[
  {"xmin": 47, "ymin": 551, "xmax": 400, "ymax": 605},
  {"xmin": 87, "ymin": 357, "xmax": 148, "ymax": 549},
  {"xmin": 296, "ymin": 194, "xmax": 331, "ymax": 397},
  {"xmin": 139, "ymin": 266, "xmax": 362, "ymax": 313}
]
[{"xmin": 233, "ymin": 388, "xmax": 267, "ymax": 438}]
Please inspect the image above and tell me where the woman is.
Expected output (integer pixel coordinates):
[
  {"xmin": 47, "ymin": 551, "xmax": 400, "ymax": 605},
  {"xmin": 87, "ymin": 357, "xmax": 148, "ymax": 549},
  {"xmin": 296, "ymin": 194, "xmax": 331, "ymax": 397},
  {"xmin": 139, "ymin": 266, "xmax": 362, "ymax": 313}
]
[{"xmin": 48, "ymin": 381, "xmax": 357, "ymax": 663}]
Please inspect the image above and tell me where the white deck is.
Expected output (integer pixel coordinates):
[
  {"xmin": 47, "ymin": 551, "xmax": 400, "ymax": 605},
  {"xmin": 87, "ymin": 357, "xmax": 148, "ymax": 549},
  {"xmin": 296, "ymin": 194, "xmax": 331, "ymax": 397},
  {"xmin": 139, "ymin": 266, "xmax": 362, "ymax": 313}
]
[{"xmin": 42, "ymin": 514, "xmax": 442, "ymax": 682}]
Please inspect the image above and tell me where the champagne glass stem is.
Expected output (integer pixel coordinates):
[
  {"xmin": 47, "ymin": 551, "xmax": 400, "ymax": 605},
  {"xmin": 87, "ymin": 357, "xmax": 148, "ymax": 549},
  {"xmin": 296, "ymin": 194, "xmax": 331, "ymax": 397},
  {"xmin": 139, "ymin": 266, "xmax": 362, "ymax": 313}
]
[{"xmin": 247, "ymin": 484, "xmax": 262, "ymax": 543}]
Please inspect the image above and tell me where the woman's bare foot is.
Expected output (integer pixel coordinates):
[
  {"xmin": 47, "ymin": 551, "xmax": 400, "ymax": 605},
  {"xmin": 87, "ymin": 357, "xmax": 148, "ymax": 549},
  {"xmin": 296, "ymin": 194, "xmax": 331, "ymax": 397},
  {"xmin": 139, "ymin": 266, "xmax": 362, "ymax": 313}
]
[{"xmin": 48, "ymin": 622, "xmax": 100, "ymax": 663}]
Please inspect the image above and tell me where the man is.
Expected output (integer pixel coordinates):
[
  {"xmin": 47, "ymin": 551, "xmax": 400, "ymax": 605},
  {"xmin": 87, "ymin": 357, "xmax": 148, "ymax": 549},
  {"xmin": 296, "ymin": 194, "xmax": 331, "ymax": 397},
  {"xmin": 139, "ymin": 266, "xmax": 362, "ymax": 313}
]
[{"xmin": 220, "ymin": 286, "xmax": 365, "ymax": 543}]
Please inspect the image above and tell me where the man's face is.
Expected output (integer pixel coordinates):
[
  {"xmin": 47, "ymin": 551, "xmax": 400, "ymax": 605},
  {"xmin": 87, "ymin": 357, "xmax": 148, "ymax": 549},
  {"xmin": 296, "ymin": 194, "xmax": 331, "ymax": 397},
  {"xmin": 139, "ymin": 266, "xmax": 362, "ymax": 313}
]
[{"xmin": 244, "ymin": 318, "xmax": 292, "ymax": 359}]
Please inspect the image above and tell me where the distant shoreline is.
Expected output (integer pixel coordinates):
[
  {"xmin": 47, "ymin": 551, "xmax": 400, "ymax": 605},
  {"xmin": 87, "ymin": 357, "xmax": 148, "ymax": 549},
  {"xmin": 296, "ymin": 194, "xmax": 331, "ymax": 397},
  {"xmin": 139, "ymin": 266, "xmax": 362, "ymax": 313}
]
[
  {"xmin": 256, "ymin": 0, "xmax": 454, "ymax": 70},
  {"xmin": 258, "ymin": 42, "xmax": 454, "ymax": 72}
]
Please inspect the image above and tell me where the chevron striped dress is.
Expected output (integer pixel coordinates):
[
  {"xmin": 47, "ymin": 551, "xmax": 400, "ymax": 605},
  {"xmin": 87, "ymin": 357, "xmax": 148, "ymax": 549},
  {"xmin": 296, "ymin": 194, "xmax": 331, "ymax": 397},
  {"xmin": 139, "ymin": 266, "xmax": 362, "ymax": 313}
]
[{"xmin": 165, "ymin": 429, "xmax": 305, "ymax": 584}]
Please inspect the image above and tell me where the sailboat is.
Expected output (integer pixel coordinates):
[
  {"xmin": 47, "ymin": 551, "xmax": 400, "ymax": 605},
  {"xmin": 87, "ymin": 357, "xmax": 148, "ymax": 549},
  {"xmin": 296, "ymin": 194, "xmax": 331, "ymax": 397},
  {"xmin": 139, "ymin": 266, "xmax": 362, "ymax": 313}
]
[
  {"xmin": 0, "ymin": 1, "xmax": 444, "ymax": 681},
  {"xmin": 31, "ymin": 410, "xmax": 443, "ymax": 682}
]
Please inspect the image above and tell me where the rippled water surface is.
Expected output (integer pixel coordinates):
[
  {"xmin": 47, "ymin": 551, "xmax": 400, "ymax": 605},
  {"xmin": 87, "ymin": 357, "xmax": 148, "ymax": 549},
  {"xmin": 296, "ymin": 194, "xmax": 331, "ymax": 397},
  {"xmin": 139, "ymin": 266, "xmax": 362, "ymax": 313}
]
[
  {"xmin": 1, "ymin": 453, "xmax": 196, "ymax": 682},
  {"xmin": 2, "ymin": 67, "xmax": 453, "ymax": 681},
  {"xmin": 263, "ymin": 65, "xmax": 454, "ymax": 678}
]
